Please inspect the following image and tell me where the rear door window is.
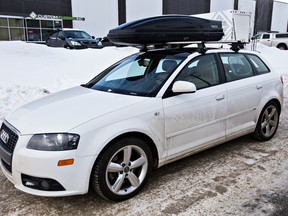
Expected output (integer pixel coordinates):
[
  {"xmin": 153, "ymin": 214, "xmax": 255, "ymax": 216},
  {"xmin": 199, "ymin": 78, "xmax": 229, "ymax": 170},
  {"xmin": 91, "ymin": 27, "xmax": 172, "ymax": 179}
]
[{"xmin": 220, "ymin": 53, "xmax": 254, "ymax": 82}]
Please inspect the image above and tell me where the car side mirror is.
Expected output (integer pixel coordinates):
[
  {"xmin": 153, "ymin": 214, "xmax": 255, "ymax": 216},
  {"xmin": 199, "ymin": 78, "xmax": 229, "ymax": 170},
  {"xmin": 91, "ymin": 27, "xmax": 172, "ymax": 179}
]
[
  {"xmin": 172, "ymin": 81, "xmax": 196, "ymax": 94},
  {"xmin": 92, "ymin": 36, "xmax": 95, "ymax": 39},
  {"xmin": 251, "ymin": 36, "xmax": 255, "ymax": 40}
]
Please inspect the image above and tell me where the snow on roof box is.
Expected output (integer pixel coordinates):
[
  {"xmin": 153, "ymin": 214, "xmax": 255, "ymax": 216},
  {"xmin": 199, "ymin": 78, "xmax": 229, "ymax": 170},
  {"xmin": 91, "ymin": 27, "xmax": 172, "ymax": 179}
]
[{"xmin": 107, "ymin": 15, "xmax": 224, "ymax": 46}]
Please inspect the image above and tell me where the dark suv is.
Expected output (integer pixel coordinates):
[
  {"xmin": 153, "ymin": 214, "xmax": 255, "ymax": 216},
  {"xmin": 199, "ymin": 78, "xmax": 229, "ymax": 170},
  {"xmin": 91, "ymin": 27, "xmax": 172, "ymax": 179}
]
[{"xmin": 46, "ymin": 29, "xmax": 101, "ymax": 49}]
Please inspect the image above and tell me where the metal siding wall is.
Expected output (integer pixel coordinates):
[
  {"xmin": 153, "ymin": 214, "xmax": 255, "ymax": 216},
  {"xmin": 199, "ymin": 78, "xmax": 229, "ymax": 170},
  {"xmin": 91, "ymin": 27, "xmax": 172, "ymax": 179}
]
[
  {"xmin": 163, "ymin": 0, "xmax": 210, "ymax": 15},
  {"xmin": 0, "ymin": 0, "xmax": 72, "ymax": 16},
  {"xmin": 118, "ymin": 0, "xmax": 126, "ymax": 25},
  {"xmin": 254, "ymin": 0, "xmax": 273, "ymax": 33}
]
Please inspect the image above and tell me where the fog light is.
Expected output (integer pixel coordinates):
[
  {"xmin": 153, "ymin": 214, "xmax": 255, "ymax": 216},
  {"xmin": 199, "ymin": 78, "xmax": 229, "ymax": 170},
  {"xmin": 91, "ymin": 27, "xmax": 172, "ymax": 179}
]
[
  {"xmin": 40, "ymin": 180, "xmax": 50, "ymax": 190},
  {"xmin": 21, "ymin": 174, "xmax": 65, "ymax": 191}
]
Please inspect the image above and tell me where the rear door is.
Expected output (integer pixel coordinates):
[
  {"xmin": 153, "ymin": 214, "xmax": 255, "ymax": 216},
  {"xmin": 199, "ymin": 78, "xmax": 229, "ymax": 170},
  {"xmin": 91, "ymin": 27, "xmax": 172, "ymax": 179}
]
[{"xmin": 219, "ymin": 53, "xmax": 263, "ymax": 138}]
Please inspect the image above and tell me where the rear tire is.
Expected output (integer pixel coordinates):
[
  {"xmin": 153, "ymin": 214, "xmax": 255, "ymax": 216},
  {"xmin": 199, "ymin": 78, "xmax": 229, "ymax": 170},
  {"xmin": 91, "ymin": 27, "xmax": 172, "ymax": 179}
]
[
  {"xmin": 277, "ymin": 44, "xmax": 287, "ymax": 50},
  {"xmin": 252, "ymin": 101, "xmax": 280, "ymax": 141},
  {"xmin": 91, "ymin": 136, "xmax": 153, "ymax": 201}
]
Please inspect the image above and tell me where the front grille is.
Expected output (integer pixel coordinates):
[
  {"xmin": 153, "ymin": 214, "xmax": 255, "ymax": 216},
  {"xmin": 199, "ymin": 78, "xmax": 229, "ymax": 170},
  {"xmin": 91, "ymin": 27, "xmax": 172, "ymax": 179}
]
[
  {"xmin": 0, "ymin": 122, "xmax": 19, "ymax": 173},
  {"xmin": 0, "ymin": 122, "xmax": 19, "ymax": 153}
]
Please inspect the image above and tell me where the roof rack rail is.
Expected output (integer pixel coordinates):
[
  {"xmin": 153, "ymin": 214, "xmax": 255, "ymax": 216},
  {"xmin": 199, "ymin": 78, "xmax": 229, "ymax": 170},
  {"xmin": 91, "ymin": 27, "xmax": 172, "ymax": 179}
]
[{"xmin": 163, "ymin": 41, "xmax": 246, "ymax": 53}]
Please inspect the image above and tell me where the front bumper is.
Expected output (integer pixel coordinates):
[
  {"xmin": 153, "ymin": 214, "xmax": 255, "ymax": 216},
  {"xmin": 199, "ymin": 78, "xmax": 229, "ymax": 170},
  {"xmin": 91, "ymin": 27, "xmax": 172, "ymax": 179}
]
[{"xmin": 0, "ymin": 129, "xmax": 96, "ymax": 197}]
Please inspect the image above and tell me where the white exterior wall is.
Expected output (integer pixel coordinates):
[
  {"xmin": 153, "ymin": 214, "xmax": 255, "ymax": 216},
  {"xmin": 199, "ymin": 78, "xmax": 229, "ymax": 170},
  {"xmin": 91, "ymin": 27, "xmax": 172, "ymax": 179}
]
[
  {"xmin": 71, "ymin": 0, "xmax": 118, "ymax": 37},
  {"xmin": 126, "ymin": 0, "xmax": 162, "ymax": 22},
  {"xmin": 271, "ymin": 1, "xmax": 288, "ymax": 32},
  {"xmin": 210, "ymin": 0, "xmax": 234, "ymax": 12},
  {"xmin": 238, "ymin": 0, "xmax": 256, "ymax": 12}
]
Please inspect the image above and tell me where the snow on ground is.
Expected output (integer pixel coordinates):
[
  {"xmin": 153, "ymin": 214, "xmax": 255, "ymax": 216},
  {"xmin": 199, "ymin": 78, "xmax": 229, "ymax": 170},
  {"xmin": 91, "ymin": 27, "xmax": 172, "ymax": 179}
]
[
  {"xmin": 0, "ymin": 41, "xmax": 288, "ymax": 122},
  {"xmin": 0, "ymin": 41, "xmax": 138, "ymax": 121}
]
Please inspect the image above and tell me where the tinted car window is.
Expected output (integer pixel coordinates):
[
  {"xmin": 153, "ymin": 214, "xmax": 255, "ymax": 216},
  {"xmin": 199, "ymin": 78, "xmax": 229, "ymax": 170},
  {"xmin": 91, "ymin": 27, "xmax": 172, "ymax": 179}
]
[
  {"xmin": 220, "ymin": 53, "xmax": 253, "ymax": 81},
  {"xmin": 262, "ymin": 34, "xmax": 270, "ymax": 39},
  {"xmin": 246, "ymin": 54, "xmax": 270, "ymax": 74},
  {"xmin": 58, "ymin": 31, "xmax": 65, "ymax": 39},
  {"xmin": 64, "ymin": 30, "xmax": 91, "ymax": 39},
  {"xmin": 49, "ymin": 32, "xmax": 58, "ymax": 39},
  {"xmin": 276, "ymin": 34, "xmax": 288, "ymax": 38},
  {"xmin": 176, "ymin": 54, "xmax": 219, "ymax": 89}
]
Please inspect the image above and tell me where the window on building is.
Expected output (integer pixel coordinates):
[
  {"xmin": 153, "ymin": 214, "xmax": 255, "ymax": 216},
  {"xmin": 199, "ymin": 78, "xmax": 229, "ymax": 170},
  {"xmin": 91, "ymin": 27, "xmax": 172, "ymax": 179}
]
[
  {"xmin": 9, "ymin": 18, "xmax": 24, "ymax": 28},
  {"xmin": 0, "ymin": 28, "xmax": 9, "ymax": 40},
  {"xmin": 26, "ymin": 19, "xmax": 40, "ymax": 28},
  {"xmin": 41, "ymin": 20, "xmax": 54, "ymax": 28},
  {"xmin": 26, "ymin": 29, "xmax": 41, "ymax": 41},
  {"xmin": 10, "ymin": 28, "xmax": 25, "ymax": 40},
  {"xmin": 0, "ymin": 18, "xmax": 8, "ymax": 27}
]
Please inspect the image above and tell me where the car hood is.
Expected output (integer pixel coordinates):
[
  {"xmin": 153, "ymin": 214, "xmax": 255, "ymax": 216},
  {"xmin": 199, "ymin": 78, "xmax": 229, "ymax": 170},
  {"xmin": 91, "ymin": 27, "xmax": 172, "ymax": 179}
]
[{"xmin": 6, "ymin": 86, "xmax": 149, "ymax": 135}]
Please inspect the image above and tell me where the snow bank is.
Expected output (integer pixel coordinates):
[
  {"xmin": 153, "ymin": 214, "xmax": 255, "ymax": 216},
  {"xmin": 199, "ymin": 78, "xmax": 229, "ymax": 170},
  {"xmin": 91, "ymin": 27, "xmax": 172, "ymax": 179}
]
[{"xmin": 0, "ymin": 41, "xmax": 138, "ymax": 120}]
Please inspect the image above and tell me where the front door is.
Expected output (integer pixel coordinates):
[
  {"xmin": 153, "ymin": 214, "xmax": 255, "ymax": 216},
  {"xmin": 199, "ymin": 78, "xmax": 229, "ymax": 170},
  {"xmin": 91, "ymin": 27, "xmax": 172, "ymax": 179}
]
[{"xmin": 163, "ymin": 54, "xmax": 227, "ymax": 160}]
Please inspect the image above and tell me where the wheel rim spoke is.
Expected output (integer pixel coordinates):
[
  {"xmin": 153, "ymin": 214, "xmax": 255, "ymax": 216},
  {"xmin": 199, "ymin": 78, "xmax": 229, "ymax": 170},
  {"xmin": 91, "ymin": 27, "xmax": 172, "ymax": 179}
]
[
  {"xmin": 130, "ymin": 155, "xmax": 146, "ymax": 169},
  {"xmin": 269, "ymin": 119, "xmax": 277, "ymax": 127},
  {"xmin": 261, "ymin": 106, "xmax": 278, "ymax": 137},
  {"xmin": 108, "ymin": 162, "xmax": 123, "ymax": 172},
  {"xmin": 270, "ymin": 107, "xmax": 276, "ymax": 119},
  {"xmin": 123, "ymin": 146, "xmax": 132, "ymax": 165},
  {"xmin": 112, "ymin": 173, "xmax": 125, "ymax": 193},
  {"xmin": 106, "ymin": 144, "xmax": 149, "ymax": 195},
  {"xmin": 127, "ymin": 172, "xmax": 140, "ymax": 187}
]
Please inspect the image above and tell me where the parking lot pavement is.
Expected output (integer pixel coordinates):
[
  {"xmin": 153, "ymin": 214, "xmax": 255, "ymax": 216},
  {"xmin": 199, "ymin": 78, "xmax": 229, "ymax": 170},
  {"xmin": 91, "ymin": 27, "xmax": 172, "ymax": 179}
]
[{"xmin": 1, "ymin": 97, "xmax": 288, "ymax": 215}]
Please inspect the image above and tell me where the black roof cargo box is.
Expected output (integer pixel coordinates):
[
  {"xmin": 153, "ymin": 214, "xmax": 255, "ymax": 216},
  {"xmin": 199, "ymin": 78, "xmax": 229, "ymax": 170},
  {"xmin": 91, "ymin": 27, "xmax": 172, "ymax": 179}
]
[{"xmin": 107, "ymin": 15, "xmax": 224, "ymax": 46}]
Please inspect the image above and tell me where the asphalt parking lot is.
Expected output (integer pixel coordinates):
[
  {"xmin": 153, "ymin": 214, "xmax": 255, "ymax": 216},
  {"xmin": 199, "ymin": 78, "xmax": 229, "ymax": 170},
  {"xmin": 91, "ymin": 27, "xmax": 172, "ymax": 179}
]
[{"xmin": 1, "ymin": 95, "xmax": 288, "ymax": 216}]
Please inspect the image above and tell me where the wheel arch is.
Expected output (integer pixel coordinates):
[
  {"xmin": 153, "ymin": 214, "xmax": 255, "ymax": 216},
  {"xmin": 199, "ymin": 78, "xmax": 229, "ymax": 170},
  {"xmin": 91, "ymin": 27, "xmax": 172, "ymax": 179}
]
[
  {"xmin": 276, "ymin": 43, "xmax": 287, "ymax": 50},
  {"xmin": 268, "ymin": 98, "xmax": 282, "ymax": 114},
  {"xmin": 94, "ymin": 131, "xmax": 159, "ymax": 170}
]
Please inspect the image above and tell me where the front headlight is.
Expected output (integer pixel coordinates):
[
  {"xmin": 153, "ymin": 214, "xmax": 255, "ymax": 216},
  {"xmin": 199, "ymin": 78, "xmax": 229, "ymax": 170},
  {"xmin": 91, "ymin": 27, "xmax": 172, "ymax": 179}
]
[
  {"xmin": 27, "ymin": 133, "xmax": 80, "ymax": 151},
  {"xmin": 70, "ymin": 41, "xmax": 81, "ymax": 46}
]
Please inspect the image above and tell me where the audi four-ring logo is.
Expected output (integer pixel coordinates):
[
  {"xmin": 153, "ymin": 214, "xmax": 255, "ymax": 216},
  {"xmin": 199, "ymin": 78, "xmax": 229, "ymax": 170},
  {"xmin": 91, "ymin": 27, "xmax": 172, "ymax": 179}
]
[{"xmin": 0, "ymin": 129, "xmax": 9, "ymax": 144}]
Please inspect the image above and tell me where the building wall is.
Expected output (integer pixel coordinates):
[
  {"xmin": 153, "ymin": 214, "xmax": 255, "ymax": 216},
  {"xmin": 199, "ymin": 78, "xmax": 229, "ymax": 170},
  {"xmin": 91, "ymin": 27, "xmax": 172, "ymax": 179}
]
[
  {"xmin": 271, "ymin": 1, "xmax": 288, "ymax": 32},
  {"xmin": 72, "ymin": 0, "xmax": 118, "ymax": 37},
  {"xmin": 163, "ymin": 0, "xmax": 210, "ymax": 15},
  {"xmin": 126, "ymin": 0, "xmax": 162, "ymax": 22},
  {"xmin": 210, "ymin": 0, "xmax": 234, "ymax": 12}
]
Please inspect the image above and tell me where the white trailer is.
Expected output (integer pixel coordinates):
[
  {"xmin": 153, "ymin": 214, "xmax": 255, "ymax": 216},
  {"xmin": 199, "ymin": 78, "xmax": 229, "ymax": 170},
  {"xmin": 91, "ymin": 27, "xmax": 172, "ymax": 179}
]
[{"xmin": 194, "ymin": 10, "xmax": 253, "ymax": 43}]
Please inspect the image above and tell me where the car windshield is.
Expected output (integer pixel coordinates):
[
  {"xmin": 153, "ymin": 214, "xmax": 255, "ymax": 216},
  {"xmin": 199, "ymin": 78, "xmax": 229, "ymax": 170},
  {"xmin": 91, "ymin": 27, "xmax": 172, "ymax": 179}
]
[
  {"xmin": 64, "ymin": 30, "xmax": 91, "ymax": 39},
  {"xmin": 85, "ymin": 52, "xmax": 188, "ymax": 97}
]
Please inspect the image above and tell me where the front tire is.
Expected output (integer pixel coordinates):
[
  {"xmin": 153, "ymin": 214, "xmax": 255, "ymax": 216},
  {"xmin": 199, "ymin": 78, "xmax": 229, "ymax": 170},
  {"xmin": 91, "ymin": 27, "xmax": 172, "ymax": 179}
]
[
  {"xmin": 252, "ymin": 101, "xmax": 280, "ymax": 141},
  {"xmin": 91, "ymin": 136, "xmax": 153, "ymax": 201}
]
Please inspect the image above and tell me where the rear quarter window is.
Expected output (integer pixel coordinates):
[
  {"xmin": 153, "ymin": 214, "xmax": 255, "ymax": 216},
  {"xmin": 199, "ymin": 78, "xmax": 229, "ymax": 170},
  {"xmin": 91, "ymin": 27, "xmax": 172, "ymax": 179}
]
[
  {"xmin": 246, "ymin": 54, "xmax": 270, "ymax": 74},
  {"xmin": 275, "ymin": 34, "xmax": 288, "ymax": 38}
]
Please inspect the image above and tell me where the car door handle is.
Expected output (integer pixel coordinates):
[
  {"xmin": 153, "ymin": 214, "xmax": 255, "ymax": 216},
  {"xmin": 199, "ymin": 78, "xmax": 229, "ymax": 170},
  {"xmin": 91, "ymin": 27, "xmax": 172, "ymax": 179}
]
[
  {"xmin": 256, "ymin": 85, "xmax": 263, "ymax": 90},
  {"xmin": 215, "ymin": 94, "xmax": 225, "ymax": 101}
]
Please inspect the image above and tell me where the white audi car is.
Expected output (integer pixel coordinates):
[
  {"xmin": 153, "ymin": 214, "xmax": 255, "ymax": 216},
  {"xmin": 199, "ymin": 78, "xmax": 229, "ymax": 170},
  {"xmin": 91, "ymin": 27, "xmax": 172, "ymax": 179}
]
[{"xmin": 0, "ymin": 45, "xmax": 284, "ymax": 201}]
